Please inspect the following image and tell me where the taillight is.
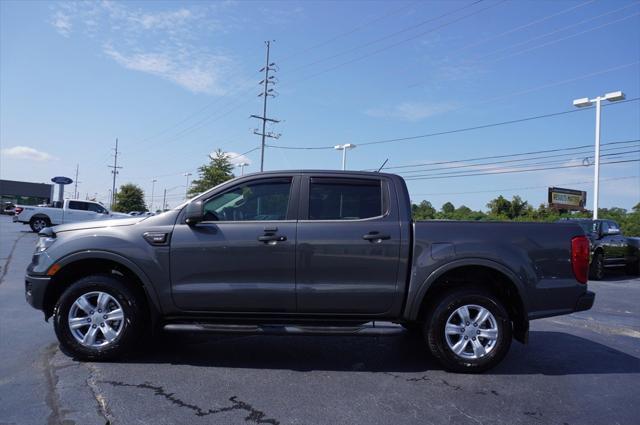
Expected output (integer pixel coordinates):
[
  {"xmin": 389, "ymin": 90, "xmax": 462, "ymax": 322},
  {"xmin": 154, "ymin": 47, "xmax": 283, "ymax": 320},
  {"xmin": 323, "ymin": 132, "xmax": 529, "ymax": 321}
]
[
  {"xmin": 571, "ymin": 236, "xmax": 590, "ymax": 284},
  {"xmin": 14, "ymin": 207, "xmax": 23, "ymax": 215}
]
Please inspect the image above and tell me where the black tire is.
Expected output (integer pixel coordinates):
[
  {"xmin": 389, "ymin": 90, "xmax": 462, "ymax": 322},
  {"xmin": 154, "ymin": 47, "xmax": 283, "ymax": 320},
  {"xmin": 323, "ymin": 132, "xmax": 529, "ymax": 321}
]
[
  {"xmin": 29, "ymin": 216, "xmax": 50, "ymax": 233},
  {"xmin": 424, "ymin": 288, "xmax": 512, "ymax": 373},
  {"xmin": 53, "ymin": 274, "xmax": 145, "ymax": 361},
  {"xmin": 590, "ymin": 251, "xmax": 605, "ymax": 281}
]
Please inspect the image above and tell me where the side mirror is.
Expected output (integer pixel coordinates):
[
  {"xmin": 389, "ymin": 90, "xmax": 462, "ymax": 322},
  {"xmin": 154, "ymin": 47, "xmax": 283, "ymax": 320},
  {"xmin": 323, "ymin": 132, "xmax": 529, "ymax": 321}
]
[{"xmin": 185, "ymin": 200, "xmax": 204, "ymax": 225}]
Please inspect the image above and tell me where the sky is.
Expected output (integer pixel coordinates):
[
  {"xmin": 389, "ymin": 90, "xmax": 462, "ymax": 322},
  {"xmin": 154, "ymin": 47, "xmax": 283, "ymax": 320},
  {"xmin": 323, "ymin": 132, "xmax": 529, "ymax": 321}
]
[{"xmin": 1, "ymin": 0, "xmax": 639, "ymax": 210}]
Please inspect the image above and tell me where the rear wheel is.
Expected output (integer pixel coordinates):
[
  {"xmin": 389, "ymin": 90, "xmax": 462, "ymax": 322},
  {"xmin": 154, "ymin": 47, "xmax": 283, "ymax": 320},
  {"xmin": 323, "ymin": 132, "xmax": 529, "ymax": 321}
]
[
  {"xmin": 29, "ymin": 216, "xmax": 50, "ymax": 233},
  {"xmin": 53, "ymin": 274, "xmax": 144, "ymax": 361},
  {"xmin": 425, "ymin": 288, "xmax": 512, "ymax": 373},
  {"xmin": 590, "ymin": 251, "xmax": 605, "ymax": 280}
]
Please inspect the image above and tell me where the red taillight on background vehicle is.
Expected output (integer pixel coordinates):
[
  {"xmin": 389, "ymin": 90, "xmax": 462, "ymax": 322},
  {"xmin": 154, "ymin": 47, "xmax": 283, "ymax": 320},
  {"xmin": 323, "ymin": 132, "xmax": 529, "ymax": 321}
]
[
  {"xmin": 14, "ymin": 207, "xmax": 23, "ymax": 215},
  {"xmin": 571, "ymin": 236, "xmax": 590, "ymax": 284}
]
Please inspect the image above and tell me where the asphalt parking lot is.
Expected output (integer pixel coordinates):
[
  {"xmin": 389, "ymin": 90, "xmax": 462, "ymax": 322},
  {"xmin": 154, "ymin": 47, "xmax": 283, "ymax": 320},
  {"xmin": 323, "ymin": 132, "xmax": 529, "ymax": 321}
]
[{"xmin": 1, "ymin": 214, "xmax": 639, "ymax": 425}]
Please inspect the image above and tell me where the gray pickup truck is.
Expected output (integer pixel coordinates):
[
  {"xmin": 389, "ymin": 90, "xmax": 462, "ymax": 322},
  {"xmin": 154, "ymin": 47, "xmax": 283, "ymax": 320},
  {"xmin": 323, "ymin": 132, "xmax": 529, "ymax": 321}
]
[{"xmin": 25, "ymin": 170, "xmax": 594, "ymax": 372}]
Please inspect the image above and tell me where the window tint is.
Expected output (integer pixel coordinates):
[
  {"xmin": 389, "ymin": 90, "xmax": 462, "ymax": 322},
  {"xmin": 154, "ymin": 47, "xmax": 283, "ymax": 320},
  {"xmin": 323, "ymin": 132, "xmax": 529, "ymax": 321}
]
[
  {"xmin": 87, "ymin": 203, "xmax": 107, "ymax": 214},
  {"xmin": 68, "ymin": 201, "xmax": 88, "ymax": 211},
  {"xmin": 309, "ymin": 178, "xmax": 382, "ymax": 220},
  {"xmin": 202, "ymin": 179, "xmax": 291, "ymax": 222}
]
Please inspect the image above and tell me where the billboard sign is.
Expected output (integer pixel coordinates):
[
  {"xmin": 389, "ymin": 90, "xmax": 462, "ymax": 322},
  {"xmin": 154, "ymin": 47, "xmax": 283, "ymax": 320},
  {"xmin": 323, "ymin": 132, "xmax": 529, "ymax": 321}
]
[{"xmin": 548, "ymin": 187, "xmax": 586, "ymax": 209}]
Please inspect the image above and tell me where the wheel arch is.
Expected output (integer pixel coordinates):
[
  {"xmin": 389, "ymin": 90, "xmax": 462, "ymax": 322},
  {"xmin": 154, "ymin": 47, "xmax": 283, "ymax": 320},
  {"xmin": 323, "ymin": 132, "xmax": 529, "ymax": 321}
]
[
  {"xmin": 43, "ymin": 251, "xmax": 161, "ymax": 326},
  {"xmin": 407, "ymin": 259, "xmax": 529, "ymax": 343}
]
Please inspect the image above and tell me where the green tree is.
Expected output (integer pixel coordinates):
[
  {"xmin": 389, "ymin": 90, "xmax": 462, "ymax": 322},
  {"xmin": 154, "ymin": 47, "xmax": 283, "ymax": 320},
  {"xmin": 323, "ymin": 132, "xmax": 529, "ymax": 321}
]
[
  {"xmin": 412, "ymin": 200, "xmax": 436, "ymax": 220},
  {"xmin": 113, "ymin": 183, "xmax": 146, "ymax": 213},
  {"xmin": 188, "ymin": 149, "xmax": 235, "ymax": 197},
  {"xmin": 487, "ymin": 195, "xmax": 511, "ymax": 218},
  {"xmin": 441, "ymin": 202, "xmax": 455, "ymax": 215}
]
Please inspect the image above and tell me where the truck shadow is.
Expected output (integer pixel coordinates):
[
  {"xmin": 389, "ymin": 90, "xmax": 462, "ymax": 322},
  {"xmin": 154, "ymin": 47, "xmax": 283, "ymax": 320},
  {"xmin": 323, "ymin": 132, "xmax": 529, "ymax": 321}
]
[{"xmin": 124, "ymin": 330, "xmax": 639, "ymax": 376}]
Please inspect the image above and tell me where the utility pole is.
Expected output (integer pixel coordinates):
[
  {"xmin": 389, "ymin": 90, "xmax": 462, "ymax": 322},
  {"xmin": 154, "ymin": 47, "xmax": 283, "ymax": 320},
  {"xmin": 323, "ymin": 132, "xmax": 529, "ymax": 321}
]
[
  {"xmin": 251, "ymin": 40, "xmax": 281, "ymax": 172},
  {"xmin": 334, "ymin": 144, "xmax": 357, "ymax": 170},
  {"xmin": 73, "ymin": 164, "xmax": 80, "ymax": 199},
  {"xmin": 107, "ymin": 138, "xmax": 123, "ymax": 209}
]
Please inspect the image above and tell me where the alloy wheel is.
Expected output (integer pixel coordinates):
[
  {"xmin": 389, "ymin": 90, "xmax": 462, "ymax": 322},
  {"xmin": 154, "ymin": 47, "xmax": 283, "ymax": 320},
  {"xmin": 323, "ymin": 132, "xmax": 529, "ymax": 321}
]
[
  {"xmin": 444, "ymin": 304, "xmax": 499, "ymax": 360},
  {"xmin": 68, "ymin": 291, "xmax": 125, "ymax": 348}
]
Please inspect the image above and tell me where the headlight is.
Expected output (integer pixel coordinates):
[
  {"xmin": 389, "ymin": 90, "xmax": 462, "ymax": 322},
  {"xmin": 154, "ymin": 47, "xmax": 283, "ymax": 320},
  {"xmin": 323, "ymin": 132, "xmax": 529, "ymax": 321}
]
[{"xmin": 35, "ymin": 236, "xmax": 56, "ymax": 253}]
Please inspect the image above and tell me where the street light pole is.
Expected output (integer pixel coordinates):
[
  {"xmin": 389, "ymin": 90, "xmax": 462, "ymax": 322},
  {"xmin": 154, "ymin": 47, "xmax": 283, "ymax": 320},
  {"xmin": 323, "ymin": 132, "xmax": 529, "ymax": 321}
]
[
  {"xmin": 150, "ymin": 178, "xmax": 157, "ymax": 212},
  {"xmin": 573, "ymin": 90, "xmax": 625, "ymax": 219},
  {"xmin": 334, "ymin": 144, "xmax": 356, "ymax": 170},
  {"xmin": 184, "ymin": 172, "xmax": 192, "ymax": 199},
  {"xmin": 237, "ymin": 162, "xmax": 249, "ymax": 176}
]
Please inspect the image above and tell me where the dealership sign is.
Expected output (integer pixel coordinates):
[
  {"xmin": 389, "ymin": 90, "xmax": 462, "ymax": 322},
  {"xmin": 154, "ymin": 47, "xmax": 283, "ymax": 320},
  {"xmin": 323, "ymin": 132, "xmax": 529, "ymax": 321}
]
[
  {"xmin": 548, "ymin": 187, "xmax": 586, "ymax": 209},
  {"xmin": 51, "ymin": 176, "xmax": 73, "ymax": 185}
]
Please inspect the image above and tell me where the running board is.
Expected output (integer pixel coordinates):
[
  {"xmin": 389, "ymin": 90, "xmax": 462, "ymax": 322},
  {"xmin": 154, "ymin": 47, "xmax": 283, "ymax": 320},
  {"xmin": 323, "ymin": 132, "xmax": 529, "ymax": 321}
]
[{"xmin": 163, "ymin": 322, "xmax": 405, "ymax": 336}]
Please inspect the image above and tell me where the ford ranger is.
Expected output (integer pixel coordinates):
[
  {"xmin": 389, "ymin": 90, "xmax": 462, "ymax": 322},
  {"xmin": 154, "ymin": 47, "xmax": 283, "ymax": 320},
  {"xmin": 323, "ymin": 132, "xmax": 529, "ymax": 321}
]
[{"xmin": 25, "ymin": 171, "xmax": 594, "ymax": 372}]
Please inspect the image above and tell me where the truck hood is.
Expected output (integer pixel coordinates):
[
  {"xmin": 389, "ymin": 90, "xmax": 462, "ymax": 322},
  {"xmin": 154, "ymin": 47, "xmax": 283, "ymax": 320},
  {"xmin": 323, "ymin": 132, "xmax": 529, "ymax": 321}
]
[{"xmin": 52, "ymin": 217, "xmax": 144, "ymax": 233}]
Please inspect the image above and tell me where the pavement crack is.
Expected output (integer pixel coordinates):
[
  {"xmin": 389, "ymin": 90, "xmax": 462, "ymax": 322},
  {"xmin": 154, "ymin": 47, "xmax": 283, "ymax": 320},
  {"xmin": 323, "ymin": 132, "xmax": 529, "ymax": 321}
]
[
  {"xmin": 0, "ymin": 232, "xmax": 28, "ymax": 286},
  {"xmin": 85, "ymin": 364, "xmax": 115, "ymax": 425},
  {"xmin": 99, "ymin": 380, "xmax": 280, "ymax": 424},
  {"xmin": 42, "ymin": 343, "xmax": 67, "ymax": 425}
]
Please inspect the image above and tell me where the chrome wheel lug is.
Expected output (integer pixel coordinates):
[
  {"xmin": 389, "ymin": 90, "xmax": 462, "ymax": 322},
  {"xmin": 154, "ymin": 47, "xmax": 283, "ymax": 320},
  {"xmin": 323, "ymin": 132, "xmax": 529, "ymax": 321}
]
[
  {"xmin": 472, "ymin": 337, "xmax": 476, "ymax": 341},
  {"xmin": 464, "ymin": 336, "xmax": 468, "ymax": 340},
  {"xmin": 89, "ymin": 311, "xmax": 94, "ymax": 315},
  {"xmin": 473, "ymin": 323, "xmax": 477, "ymax": 327},
  {"xmin": 461, "ymin": 328, "xmax": 465, "ymax": 332},
  {"xmin": 87, "ymin": 318, "xmax": 91, "ymax": 322},
  {"xmin": 98, "ymin": 309, "xmax": 102, "ymax": 313},
  {"xmin": 92, "ymin": 324, "xmax": 97, "ymax": 328},
  {"xmin": 100, "ymin": 322, "xmax": 105, "ymax": 327},
  {"xmin": 103, "ymin": 315, "xmax": 108, "ymax": 319},
  {"xmin": 477, "ymin": 330, "xmax": 480, "ymax": 334},
  {"xmin": 465, "ymin": 322, "xmax": 470, "ymax": 326}
]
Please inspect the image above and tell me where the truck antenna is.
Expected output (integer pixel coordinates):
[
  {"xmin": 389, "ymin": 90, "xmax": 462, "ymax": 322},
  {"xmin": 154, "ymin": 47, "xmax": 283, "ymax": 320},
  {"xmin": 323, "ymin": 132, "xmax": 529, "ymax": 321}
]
[{"xmin": 376, "ymin": 159, "xmax": 389, "ymax": 173}]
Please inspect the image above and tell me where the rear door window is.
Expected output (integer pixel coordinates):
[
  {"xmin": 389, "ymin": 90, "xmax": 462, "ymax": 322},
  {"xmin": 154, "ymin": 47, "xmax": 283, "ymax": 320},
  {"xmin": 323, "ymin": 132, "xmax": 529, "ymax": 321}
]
[
  {"xmin": 308, "ymin": 178, "xmax": 382, "ymax": 220},
  {"xmin": 68, "ymin": 201, "xmax": 89, "ymax": 211}
]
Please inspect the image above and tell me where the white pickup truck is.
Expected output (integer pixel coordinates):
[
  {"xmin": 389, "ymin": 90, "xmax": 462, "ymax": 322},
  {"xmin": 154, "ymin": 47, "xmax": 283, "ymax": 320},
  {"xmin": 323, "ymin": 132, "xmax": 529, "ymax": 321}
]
[{"xmin": 13, "ymin": 199, "xmax": 130, "ymax": 232}]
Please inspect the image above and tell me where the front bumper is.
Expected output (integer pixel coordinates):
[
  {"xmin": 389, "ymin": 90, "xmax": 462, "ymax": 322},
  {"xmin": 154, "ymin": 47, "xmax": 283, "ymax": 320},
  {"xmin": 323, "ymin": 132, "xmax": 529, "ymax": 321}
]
[
  {"xmin": 575, "ymin": 290, "xmax": 595, "ymax": 312},
  {"xmin": 25, "ymin": 274, "xmax": 51, "ymax": 310}
]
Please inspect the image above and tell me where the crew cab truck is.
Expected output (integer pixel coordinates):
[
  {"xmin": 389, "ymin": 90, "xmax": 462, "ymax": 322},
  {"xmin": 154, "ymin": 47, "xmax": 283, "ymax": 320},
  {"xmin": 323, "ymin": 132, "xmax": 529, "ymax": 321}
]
[
  {"xmin": 25, "ymin": 171, "xmax": 594, "ymax": 373},
  {"xmin": 558, "ymin": 218, "xmax": 640, "ymax": 280},
  {"xmin": 13, "ymin": 199, "xmax": 129, "ymax": 232}
]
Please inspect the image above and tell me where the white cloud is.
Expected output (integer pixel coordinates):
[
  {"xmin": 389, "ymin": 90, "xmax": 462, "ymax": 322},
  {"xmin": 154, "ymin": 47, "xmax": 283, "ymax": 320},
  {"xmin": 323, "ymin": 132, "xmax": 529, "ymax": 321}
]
[
  {"xmin": 1, "ymin": 146, "xmax": 57, "ymax": 161},
  {"xmin": 51, "ymin": 11, "xmax": 72, "ymax": 37},
  {"xmin": 365, "ymin": 101, "xmax": 456, "ymax": 122},
  {"xmin": 50, "ymin": 2, "xmax": 243, "ymax": 95},
  {"xmin": 221, "ymin": 151, "xmax": 252, "ymax": 166}
]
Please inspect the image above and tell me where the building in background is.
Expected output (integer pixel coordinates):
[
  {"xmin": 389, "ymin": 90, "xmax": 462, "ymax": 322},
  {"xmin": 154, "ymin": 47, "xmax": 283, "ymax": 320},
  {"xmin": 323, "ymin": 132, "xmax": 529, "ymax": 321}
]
[{"xmin": 0, "ymin": 179, "xmax": 53, "ymax": 206}]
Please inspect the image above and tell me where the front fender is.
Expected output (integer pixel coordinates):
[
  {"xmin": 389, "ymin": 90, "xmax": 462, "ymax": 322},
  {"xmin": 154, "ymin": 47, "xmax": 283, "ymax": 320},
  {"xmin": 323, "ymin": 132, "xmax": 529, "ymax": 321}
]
[{"xmin": 52, "ymin": 250, "xmax": 163, "ymax": 315}]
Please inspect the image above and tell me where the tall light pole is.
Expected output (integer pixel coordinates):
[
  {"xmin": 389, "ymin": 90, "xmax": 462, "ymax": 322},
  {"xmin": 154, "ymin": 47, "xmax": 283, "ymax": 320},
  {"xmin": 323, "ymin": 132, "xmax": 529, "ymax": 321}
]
[
  {"xmin": 334, "ymin": 144, "xmax": 356, "ymax": 170},
  {"xmin": 150, "ymin": 178, "xmax": 157, "ymax": 212},
  {"xmin": 184, "ymin": 172, "xmax": 192, "ymax": 199},
  {"xmin": 237, "ymin": 162, "xmax": 249, "ymax": 176},
  {"xmin": 573, "ymin": 90, "xmax": 625, "ymax": 219}
]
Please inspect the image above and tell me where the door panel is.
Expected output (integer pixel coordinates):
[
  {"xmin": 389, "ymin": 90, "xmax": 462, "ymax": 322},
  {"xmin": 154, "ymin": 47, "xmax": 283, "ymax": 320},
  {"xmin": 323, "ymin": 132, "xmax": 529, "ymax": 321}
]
[
  {"xmin": 170, "ymin": 222, "xmax": 296, "ymax": 312},
  {"xmin": 295, "ymin": 176, "xmax": 401, "ymax": 315},
  {"xmin": 170, "ymin": 176, "xmax": 298, "ymax": 312}
]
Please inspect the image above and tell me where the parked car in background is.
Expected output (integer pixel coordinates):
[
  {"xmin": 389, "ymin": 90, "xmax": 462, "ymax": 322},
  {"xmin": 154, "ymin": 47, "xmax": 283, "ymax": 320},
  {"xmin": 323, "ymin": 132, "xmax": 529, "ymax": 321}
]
[
  {"xmin": 1, "ymin": 201, "xmax": 16, "ymax": 215},
  {"xmin": 25, "ymin": 171, "xmax": 594, "ymax": 373},
  {"xmin": 13, "ymin": 199, "xmax": 131, "ymax": 232},
  {"xmin": 558, "ymin": 218, "xmax": 640, "ymax": 279}
]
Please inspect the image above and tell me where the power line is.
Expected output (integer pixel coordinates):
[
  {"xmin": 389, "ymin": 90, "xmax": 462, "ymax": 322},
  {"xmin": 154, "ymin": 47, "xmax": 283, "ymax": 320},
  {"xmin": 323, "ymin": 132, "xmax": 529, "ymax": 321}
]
[
  {"xmin": 486, "ymin": 10, "xmax": 640, "ymax": 63},
  {"xmin": 453, "ymin": 0, "xmax": 597, "ymax": 53},
  {"xmin": 403, "ymin": 158, "xmax": 640, "ymax": 181},
  {"xmin": 269, "ymin": 97, "xmax": 640, "ymax": 150},
  {"xmin": 397, "ymin": 149, "xmax": 640, "ymax": 178},
  {"xmin": 286, "ymin": 0, "xmax": 486, "ymax": 74},
  {"xmin": 395, "ymin": 142, "xmax": 640, "ymax": 175},
  {"xmin": 377, "ymin": 139, "xmax": 640, "ymax": 171},
  {"xmin": 409, "ymin": 175, "xmax": 640, "ymax": 197},
  {"xmin": 289, "ymin": 0, "xmax": 505, "ymax": 85}
]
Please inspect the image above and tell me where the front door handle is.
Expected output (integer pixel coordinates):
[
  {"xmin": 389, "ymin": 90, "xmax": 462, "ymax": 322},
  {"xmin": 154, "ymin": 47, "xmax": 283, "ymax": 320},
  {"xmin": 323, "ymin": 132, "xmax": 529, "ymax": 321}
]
[
  {"xmin": 258, "ymin": 234, "xmax": 287, "ymax": 243},
  {"xmin": 362, "ymin": 232, "xmax": 390, "ymax": 241}
]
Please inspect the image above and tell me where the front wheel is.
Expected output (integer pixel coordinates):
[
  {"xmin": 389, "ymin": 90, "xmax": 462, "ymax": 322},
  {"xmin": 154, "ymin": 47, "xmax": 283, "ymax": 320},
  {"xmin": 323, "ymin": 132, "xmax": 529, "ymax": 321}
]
[
  {"xmin": 425, "ymin": 288, "xmax": 512, "ymax": 373},
  {"xmin": 53, "ymin": 275, "xmax": 145, "ymax": 361}
]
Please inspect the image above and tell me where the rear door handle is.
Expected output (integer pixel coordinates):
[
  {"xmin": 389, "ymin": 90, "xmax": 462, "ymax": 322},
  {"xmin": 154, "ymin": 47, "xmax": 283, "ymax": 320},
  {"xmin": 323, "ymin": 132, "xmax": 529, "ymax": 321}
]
[{"xmin": 362, "ymin": 232, "xmax": 390, "ymax": 241}]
